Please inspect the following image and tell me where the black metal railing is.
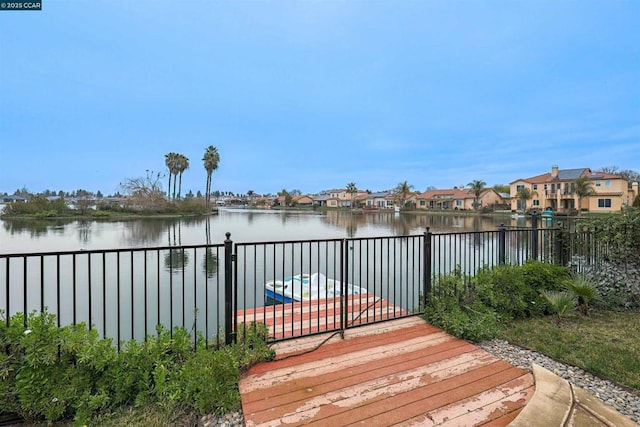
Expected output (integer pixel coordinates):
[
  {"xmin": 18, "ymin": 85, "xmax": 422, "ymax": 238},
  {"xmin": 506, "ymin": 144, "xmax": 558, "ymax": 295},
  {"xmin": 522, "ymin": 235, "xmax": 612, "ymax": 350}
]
[
  {"xmin": 1, "ymin": 225, "xmax": 609, "ymax": 348},
  {"xmin": 1, "ymin": 243, "xmax": 226, "ymax": 350}
]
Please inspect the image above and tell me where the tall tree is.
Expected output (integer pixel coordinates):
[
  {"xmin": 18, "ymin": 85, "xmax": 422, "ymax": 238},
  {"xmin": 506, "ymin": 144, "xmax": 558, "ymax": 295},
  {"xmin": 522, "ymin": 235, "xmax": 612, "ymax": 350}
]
[
  {"xmin": 176, "ymin": 154, "xmax": 189, "ymax": 199},
  {"xmin": 394, "ymin": 181, "xmax": 414, "ymax": 210},
  {"xmin": 346, "ymin": 182, "xmax": 358, "ymax": 210},
  {"xmin": 203, "ymin": 146, "xmax": 220, "ymax": 207},
  {"xmin": 516, "ymin": 187, "xmax": 537, "ymax": 212},
  {"xmin": 574, "ymin": 176, "xmax": 595, "ymax": 216},
  {"xmin": 164, "ymin": 152, "xmax": 178, "ymax": 200},
  {"xmin": 467, "ymin": 180, "xmax": 486, "ymax": 212}
]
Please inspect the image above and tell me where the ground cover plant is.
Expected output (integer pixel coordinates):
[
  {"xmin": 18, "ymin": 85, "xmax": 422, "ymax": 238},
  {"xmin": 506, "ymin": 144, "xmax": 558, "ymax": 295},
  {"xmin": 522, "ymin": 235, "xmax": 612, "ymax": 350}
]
[{"xmin": 0, "ymin": 311, "xmax": 274, "ymax": 425}]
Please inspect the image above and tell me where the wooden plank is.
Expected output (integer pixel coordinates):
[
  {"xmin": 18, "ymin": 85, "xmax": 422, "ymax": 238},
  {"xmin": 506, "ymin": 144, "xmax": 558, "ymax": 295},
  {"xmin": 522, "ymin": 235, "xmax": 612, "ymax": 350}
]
[{"xmin": 240, "ymin": 318, "xmax": 534, "ymax": 427}]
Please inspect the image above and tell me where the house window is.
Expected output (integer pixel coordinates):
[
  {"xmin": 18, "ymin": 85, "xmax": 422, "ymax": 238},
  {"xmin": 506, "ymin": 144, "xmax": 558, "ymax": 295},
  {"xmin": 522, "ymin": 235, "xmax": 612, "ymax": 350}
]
[
  {"xmin": 598, "ymin": 199, "xmax": 612, "ymax": 208},
  {"xmin": 543, "ymin": 184, "xmax": 547, "ymax": 190},
  {"xmin": 420, "ymin": 200, "xmax": 425, "ymax": 206},
  {"xmin": 533, "ymin": 184, "xmax": 538, "ymax": 190},
  {"xmin": 533, "ymin": 200, "xmax": 540, "ymax": 206},
  {"xmin": 595, "ymin": 181, "xmax": 601, "ymax": 187},
  {"xmin": 516, "ymin": 185, "xmax": 524, "ymax": 191},
  {"xmin": 386, "ymin": 200, "xmax": 393, "ymax": 206},
  {"xmin": 456, "ymin": 200, "xmax": 462, "ymax": 206},
  {"xmin": 605, "ymin": 180, "xmax": 611, "ymax": 186}
]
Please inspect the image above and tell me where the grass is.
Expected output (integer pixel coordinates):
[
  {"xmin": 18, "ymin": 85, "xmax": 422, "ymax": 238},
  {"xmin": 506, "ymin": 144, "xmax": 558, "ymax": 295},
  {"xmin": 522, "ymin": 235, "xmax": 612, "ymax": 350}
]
[{"xmin": 499, "ymin": 309, "xmax": 640, "ymax": 390}]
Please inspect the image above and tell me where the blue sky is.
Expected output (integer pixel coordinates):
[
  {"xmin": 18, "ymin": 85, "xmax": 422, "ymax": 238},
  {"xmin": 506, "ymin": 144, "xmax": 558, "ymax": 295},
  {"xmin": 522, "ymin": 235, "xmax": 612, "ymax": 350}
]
[{"xmin": 1, "ymin": 1, "xmax": 638, "ymax": 196}]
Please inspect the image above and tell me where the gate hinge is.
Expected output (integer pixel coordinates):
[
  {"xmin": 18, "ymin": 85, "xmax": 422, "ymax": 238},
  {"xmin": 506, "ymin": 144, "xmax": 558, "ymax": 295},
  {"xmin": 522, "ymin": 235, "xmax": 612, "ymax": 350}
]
[{"xmin": 231, "ymin": 254, "xmax": 237, "ymax": 262}]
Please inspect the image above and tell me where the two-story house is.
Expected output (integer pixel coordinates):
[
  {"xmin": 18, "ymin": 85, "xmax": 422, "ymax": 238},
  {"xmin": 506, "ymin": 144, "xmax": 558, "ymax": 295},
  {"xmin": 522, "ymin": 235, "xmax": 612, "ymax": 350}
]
[
  {"xmin": 509, "ymin": 166, "xmax": 635, "ymax": 214},
  {"xmin": 314, "ymin": 189, "xmax": 367, "ymax": 208}
]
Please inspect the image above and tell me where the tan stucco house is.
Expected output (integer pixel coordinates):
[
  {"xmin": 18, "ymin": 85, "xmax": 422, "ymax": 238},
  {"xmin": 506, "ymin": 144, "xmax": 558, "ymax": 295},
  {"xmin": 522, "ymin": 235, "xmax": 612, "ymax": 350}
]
[
  {"xmin": 416, "ymin": 188, "xmax": 505, "ymax": 211},
  {"xmin": 509, "ymin": 166, "xmax": 637, "ymax": 214}
]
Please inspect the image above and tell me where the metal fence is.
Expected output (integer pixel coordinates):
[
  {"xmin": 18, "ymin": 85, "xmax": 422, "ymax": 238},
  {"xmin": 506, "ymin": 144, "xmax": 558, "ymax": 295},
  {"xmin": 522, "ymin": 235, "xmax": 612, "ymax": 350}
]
[
  {"xmin": 1, "ymin": 243, "xmax": 226, "ymax": 349},
  {"xmin": 1, "ymin": 224, "xmax": 608, "ymax": 348}
]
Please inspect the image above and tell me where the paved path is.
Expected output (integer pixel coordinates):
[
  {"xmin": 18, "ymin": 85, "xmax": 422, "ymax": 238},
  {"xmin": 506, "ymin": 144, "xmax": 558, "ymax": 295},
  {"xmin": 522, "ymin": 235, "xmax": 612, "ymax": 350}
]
[{"xmin": 240, "ymin": 317, "xmax": 534, "ymax": 426}]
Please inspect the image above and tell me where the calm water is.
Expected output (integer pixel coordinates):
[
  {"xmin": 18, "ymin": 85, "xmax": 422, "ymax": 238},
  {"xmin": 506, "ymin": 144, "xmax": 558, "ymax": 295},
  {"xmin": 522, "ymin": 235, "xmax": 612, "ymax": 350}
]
[
  {"xmin": 0, "ymin": 209, "xmax": 525, "ymax": 254},
  {"xmin": 1, "ymin": 209, "xmax": 542, "ymax": 343}
]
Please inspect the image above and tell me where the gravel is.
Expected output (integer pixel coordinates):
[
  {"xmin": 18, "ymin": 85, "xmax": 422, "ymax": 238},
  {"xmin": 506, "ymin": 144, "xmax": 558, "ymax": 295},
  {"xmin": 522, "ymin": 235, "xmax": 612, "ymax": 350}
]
[
  {"xmin": 198, "ymin": 410, "xmax": 245, "ymax": 427},
  {"xmin": 478, "ymin": 338, "xmax": 640, "ymax": 424}
]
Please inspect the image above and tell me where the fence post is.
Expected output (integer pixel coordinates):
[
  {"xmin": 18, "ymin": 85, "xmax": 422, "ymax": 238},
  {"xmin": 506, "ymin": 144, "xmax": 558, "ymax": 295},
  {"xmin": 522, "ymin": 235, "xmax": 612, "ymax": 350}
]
[
  {"xmin": 498, "ymin": 224, "xmax": 506, "ymax": 264},
  {"xmin": 423, "ymin": 227, "xmax": 432, "ymax": 307},
  {"xmin": 341, "ymin": 239, "xmax": 347, "ymax": 335},
  {"xmin": 224, "ymin": 232, "xmax": 234, "ymax": 345},
  {"xmin": 554, "ymin": 226, "xmax": 564, "ymax": 266},
  {"xmin": 531, "ymin": 212, "xmax": 539, "ymax": 260}
]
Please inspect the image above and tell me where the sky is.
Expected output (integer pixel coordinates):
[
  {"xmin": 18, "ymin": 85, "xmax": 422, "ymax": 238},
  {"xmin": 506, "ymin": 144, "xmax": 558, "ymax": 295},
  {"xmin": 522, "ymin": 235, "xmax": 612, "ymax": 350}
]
[{"xmin": 1, "ymin": 1, "xmax": 639, "ymax": 197}]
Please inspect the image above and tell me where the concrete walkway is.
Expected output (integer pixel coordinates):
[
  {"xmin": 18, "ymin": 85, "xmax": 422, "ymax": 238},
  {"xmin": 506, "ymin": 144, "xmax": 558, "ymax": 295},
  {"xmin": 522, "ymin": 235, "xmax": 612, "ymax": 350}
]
[{"xmin": 511, "ymin": 364, "xmax": 637, "ymax": 427}]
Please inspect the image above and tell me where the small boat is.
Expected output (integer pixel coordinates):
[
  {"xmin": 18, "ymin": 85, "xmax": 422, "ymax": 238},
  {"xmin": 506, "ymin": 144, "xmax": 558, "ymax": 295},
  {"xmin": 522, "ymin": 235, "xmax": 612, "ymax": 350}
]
[{"xmin": 265, "ymin": 272, "xmax": 367, "ymax": 303}]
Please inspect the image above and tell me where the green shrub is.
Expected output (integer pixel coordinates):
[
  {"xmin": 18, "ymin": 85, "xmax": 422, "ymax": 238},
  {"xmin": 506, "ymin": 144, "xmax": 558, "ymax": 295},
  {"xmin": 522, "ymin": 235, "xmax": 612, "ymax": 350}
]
[
  {"xmin": 0, "ymin": 311, "xmax": 274, "ymax": 425},
  {"xmin": 542, "ymin": 291, "xmax": 576, "ymax": 325},
  {"xmin": 0, "ymin": 311, "xmax": 117, "ymax": 423},
  {"xmin": 424, "ymin": 295, "xmax": 502, "ymax": 342},
  {"xmin": 565, "ymin": 274, "xmax": 598, "ymax": 315},
  {"xmin": 473, "ymin": 261, "xmax": 569, "ymax": 319}
]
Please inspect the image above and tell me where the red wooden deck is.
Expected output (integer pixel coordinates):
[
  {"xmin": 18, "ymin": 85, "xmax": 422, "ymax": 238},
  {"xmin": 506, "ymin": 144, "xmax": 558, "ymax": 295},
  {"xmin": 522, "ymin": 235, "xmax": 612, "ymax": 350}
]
[{"xmin": 240, "ymin": 317, "xmax": 534, "ymax": 426}]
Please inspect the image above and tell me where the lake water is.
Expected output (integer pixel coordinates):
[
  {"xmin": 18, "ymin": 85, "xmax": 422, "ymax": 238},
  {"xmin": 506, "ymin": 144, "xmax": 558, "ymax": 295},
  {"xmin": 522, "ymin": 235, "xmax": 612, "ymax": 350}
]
[
  {"xmin": 0, "ymin": 208, "xmax": 524, "ymax": 254},
  {"xmin": 1, "ymin": 209, "xmax": 541, "ymax": 344}
]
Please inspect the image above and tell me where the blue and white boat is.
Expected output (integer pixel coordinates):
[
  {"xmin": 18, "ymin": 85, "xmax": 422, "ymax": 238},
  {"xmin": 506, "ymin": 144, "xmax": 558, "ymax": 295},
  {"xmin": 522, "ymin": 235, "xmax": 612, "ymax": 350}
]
[{"xmin": 265, "ymin": 273, "xmax": 367, "ymax": 303}]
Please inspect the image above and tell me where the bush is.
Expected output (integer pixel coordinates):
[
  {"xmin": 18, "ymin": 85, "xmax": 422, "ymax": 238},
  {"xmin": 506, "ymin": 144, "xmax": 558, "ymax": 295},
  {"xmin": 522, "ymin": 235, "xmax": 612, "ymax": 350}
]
[
  {"xmin": 0, "ymin": 311, "xmax": 274, "ymax": 425},
  {"xmin": 424, "ymin": 295, "xmax": 502, "ymax": 342},
  {"xmin": 473, "ymin": 261, "xmax": 569, "ymax": 319},
  {"xmin": 424, "ymin": 261, "xmax": 573, "ymax": 341}
]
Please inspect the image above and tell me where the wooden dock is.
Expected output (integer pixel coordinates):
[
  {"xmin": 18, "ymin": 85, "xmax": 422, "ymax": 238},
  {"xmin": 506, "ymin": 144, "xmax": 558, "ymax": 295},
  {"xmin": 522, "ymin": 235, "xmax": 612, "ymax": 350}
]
[
  {"xmin": 240, "ymin": 317, "xmax": 534, "ymax": 426},
  {"xmin": 237, "ymin": 294, "xmax": 411, "ymax": 340}
]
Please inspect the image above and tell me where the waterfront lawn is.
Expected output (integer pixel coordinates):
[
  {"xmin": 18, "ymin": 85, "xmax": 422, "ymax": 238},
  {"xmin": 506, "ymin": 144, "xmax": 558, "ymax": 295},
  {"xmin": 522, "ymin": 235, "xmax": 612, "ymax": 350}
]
[{"xmin": 498, "ymin": 309, "xmax": 640, "ymax": 390}]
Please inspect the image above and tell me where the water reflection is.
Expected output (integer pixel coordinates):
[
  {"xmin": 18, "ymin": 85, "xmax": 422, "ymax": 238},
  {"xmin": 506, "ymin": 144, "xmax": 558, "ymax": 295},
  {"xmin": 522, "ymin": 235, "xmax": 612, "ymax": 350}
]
[
  {"xmin": 203, "ymin": 216, "xmax": 218, "ymax": 278},
  {"xmin": 164, "ymin": 222, "xmax": 189, "ymax": 273},
  {"xmin": 77, "ymin": 220, "xmax": 91, "ymax": 245},
  {"xmin": 0, "ymin": 210, "xmax": 543, "ymax": 255},
  {"xmin": 164, "ymin": 248, "xmax": 190, "ymax": 272},
  {"xmin": 2, "ymin": 218, "xmax": 73, "ymax": 238}
]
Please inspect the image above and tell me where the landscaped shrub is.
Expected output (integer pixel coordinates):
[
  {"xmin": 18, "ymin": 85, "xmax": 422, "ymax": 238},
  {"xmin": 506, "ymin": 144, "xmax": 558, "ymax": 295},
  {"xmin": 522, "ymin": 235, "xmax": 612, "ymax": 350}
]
[
  {"xmin": 424, "ymin": 261, "xmax": 573, "ymax": 341},
  {"xmin": 473, "ymin": 261, "xmax": 569, "ymax": 319},
  {"xmin": 424, "ymin": 295, "xmax": 502, "ymax": 342},
  {"xmin": 0, "ymin": 311, "xmax": 117, "ymax": 423},
  {"xmin": 0, "ymin": 311, "xmax": 274, "ymax": 425},
  {"xmin": 565, "ymin": 274, "xmax": 598, "ymax": 315},
  {"xmin": 424, "ymin": 271, "xmax": 502, "ymax": 342}
]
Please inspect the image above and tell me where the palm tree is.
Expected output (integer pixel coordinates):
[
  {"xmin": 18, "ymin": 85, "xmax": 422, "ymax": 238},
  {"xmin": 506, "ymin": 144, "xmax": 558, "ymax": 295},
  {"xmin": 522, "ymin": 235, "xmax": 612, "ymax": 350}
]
[
  {"xmin": 176, "ymin": 154, "xmax": 189, "ymax": 199},
  {"xmin": 394, "ymin": 181, "xmax": 414, "ymax": 210},
  {"xmin": 203, "ymin": 146, "xmax": 220, "ymax": 207},
  {"xmin": 574, "ymin": 176, "xmax": 595, "ymax": 216},
  {"xmin": 346, "ymin": 182, "xmax": 357, "ymax": 210},
  {"xmin": 467, "ymin": 180, "xmax": 486, "ymax": 213},
  {"xmin": 164, "ymin": 152, "xmax": 177, "ymax": 200},
  {"xmin": 516, "ymin": 187, "xmax": 537, "ymax": 212}
]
